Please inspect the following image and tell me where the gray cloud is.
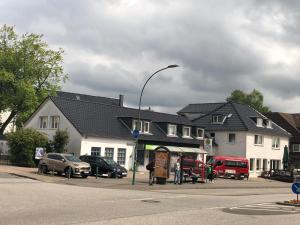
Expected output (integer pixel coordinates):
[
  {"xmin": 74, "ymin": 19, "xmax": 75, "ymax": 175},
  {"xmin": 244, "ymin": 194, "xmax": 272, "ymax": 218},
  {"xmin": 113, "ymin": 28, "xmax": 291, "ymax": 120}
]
[{"xmin": 1, "ymin": 0, "xmax": 300, "ymax": 113}]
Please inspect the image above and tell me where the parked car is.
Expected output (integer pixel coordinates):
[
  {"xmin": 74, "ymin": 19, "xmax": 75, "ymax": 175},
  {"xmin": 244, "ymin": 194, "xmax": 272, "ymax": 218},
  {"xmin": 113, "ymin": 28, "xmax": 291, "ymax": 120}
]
[
  {"xmin": 207, "ymin": 155, "xmax": 249, "ymax": 180},
  {"xmin": 39, "ymin": 153, "xmax": 91, "ymax": 178},
  {"xmin": 79, "ymin": 155, "xmax": 127, "ymax": 178}
]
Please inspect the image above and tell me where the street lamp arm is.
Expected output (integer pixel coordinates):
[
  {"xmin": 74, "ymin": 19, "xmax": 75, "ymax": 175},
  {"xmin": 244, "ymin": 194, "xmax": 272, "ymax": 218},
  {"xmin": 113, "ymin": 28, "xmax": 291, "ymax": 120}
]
[{"xmin": 138, "ymin": 66, "xmax": 169, "ymax": 114}]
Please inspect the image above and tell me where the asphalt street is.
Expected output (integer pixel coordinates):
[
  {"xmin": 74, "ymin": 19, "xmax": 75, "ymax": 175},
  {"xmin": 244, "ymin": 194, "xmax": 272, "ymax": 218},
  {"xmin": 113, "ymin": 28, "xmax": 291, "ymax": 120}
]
[{"xmin": 0, "ymin": 173, "xmax": 299, "ymax": 225}]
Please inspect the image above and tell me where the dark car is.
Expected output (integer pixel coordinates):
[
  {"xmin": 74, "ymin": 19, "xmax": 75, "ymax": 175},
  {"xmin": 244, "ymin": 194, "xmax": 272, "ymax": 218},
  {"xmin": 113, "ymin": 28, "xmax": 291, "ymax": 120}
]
[{"xmin": 79, "ymin": 155, "xmax": 127, "ymax": 178}]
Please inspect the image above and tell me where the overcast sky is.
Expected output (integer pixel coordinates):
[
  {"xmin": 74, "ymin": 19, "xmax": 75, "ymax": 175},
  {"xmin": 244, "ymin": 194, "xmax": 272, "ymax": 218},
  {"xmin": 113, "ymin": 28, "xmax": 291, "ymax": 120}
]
[{"xmin": 1, "ymin": 0, "xmax": 300, "ymax": 114}]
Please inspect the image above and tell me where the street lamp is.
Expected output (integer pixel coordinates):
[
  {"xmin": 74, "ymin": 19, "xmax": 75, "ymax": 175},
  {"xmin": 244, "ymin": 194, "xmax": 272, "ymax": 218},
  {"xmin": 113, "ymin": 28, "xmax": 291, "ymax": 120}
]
[{"xmin": 132, "ymin": 64, "xmax": 179, "ymax": 185}]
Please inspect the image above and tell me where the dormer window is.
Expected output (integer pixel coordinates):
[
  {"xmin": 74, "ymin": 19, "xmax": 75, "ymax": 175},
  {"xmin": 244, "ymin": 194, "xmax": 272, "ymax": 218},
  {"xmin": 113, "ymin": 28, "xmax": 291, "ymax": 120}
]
[
  {"xmin": 182, "ymin": 126, "xmax": 191, "ymax": 138},
  {"xmin": 168, "ymin": 124, "xmax": 177, "ymax": 136},
  {"xmin": 256, "ymin": 118, "xmax": 263, "ymax": 127},
  {"xmin": 196, "ymin": 128, "xmax": 204, "ymax": 139},
  {"xmin": 212, "ymin": 115, "xmax": 224, "ymax": 124},
  {"xmin": 132, "ymin": 120, "xmax": 150, "ymax": 133},
  {"xmin": 266, "ymin": 120, "xmax": 272, "ymax": 128}
]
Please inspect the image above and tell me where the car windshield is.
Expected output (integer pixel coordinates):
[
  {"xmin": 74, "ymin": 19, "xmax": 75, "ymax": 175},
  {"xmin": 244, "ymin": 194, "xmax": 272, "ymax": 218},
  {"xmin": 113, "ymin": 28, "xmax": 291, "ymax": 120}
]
[
  {"xmin": 103, "ymin": 158, "xmax": 118, "ymax": 166},
  {"xmin": 64, "ymin": 155, "xmax": 81, "ymax": 162}
]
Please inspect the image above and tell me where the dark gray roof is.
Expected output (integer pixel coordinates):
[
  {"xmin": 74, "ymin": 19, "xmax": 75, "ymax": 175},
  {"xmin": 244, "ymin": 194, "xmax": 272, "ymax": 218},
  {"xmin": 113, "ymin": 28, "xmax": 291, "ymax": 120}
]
[
  {"xmin": 56, "ymin": 91, "xmax": 120, "ymax": 106},
  {"xmin": 50, "ymin": 96, "xmax": 202, "ymax": 145},
  {"xmin": 178, "ymin": 103, "xmax": 224, "ymax": 115},
  {"xmin": 187, "ymin": 101, "xmax": 290, "ymax": 137}
]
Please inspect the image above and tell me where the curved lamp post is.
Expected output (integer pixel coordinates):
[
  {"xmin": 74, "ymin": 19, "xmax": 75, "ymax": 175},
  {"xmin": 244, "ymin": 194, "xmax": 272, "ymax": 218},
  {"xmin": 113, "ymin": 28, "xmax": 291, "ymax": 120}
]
[{"xmin": 132, "ymin": 64, "xmax": 179, "ymax": 185}]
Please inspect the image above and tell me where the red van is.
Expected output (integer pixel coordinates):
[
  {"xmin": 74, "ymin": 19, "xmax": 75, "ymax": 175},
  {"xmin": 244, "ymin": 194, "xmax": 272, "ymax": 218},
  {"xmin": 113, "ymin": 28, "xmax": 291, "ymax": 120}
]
[{"xmin": 208, "ymin": 156, "xmax": 249, "ymax": 180}]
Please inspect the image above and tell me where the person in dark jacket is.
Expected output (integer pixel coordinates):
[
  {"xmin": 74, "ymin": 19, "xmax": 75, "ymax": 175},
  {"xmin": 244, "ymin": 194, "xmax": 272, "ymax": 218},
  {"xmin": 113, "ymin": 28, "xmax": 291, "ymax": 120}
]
[{"xmin": 146, "ymin": 160, "xmax": 155, "ymax": 185}]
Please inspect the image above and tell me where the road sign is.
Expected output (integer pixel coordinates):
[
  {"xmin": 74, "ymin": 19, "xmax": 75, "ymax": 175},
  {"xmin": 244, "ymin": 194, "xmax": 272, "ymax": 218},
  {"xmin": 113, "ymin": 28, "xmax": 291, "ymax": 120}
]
[
  {"xmin": 132, "ymin": 129, "xmax": 139, "ymax": 139},
  {"xmin": 292, "ymin": 183, "xmax": 300, "ymax": 194},
  {"xmin": 35, "ymin": 147, "xmax": 45, "ymax": 159}
]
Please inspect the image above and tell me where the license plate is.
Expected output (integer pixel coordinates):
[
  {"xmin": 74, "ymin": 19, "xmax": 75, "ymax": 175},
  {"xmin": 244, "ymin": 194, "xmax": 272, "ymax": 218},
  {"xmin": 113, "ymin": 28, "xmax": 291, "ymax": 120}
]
[
  {"xmin": 225, "ymin": 169, "xmax": 236, "ymax": 174},
  {"xmin": 122, "ymin": 172, "xmax": 127, "ymax": 175}
]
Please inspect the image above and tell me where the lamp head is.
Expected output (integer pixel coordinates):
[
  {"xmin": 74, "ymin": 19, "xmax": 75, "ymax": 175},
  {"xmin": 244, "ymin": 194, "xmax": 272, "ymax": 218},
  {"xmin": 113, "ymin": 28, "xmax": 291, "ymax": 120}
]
[{"xmin": 167, "ymin": 64, "xmax": 179, "ymax": 68}]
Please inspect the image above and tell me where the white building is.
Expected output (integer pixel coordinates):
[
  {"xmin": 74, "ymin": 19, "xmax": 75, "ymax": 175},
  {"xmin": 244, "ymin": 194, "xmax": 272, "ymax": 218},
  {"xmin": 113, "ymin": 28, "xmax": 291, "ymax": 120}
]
[
  {"xmin": 25, "ymin": 92, "xmax": 205, "ymax": 170},
  {"xmin": 178, "ymin": 102, "xmax": 290, "ymax": 177}
]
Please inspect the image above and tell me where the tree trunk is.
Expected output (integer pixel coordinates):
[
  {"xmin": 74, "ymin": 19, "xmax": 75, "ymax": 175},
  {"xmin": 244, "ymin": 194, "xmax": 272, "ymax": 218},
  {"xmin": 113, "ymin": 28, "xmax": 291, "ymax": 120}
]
[{"xmin": 0, "ymin": 110, "xmax": 17, "ymax": 135}]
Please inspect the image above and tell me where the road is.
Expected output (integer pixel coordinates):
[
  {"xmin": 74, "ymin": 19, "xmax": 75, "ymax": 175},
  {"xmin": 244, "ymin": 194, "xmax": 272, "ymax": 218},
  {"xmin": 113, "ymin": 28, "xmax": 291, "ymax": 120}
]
[{"xmin": 0, "ymin": 173, "xmax": 299, "ymax": 225}]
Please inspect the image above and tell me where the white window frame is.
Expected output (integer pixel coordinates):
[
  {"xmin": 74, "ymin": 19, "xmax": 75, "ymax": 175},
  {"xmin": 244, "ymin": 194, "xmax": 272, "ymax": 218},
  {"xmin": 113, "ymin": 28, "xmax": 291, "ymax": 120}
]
[
  {"xmin": 256, "ymin": 158, "xmax": 261, "ymax": 171},
  {"xmin": 272, "ymin": 137, "xmax": 280, "ymax": 149},
  {"xmin": 293, "ymin": 144, "xmax": 300, "ymax": 152},
  {"xmin": 50, "ymin": 116, "xmax": 60, "ymax": 129},
  {"xmin": 228, "ymin": 133, "xmax": 236, "ymax": 144},
  {"xmin": 196, "ymin": 128, "xmax": 204, "ymax": 139},
  {"xmin": 117, "ymin": 148, "xmax": 126, "ymax": 165},
  {"xmin": 182, "ymin": 126, "xmax": 191, "ymax": 138},
  {"xmin": 167, "ymin": 124, "xmax": 177, "ymax": 136},
  {"xmin": 212, "ymin": 115, "xmax": 224, "ymax": 124},
  {"xmin": 91, "ymin": 147, "xmax": 101, "ymax": 156},
  {"xmin": 256, "ymin": 118, "xmax": 263, "ymax": 127},
  {"xmin": 266, "ymin": 120, "xmax": 272, "ymax": 128},
  {"xmin": 105, "ymin": 148, "xmax": 114, "ymax": 160},
  {"xmin": 254, "ymin": 134, "xmax": 264, "ymax": 145},
  {"xmin": 250, "ymin": 158, "xmax": 255, "ymax": 172},
  {"xmin": 39, "ymin": 116, "xmax": 48, "ymax": 129},
  {"xmin": 132, "ymin": 120, "xmax": 150, "ymax": 134}
]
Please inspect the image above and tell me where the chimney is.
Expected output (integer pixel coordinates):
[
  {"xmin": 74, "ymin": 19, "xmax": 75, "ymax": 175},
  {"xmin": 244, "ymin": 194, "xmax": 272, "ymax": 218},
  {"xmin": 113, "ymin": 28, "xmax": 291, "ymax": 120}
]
[{"xmin": 119, "ymin": 94, "xmax": 124, "ymax": 107}]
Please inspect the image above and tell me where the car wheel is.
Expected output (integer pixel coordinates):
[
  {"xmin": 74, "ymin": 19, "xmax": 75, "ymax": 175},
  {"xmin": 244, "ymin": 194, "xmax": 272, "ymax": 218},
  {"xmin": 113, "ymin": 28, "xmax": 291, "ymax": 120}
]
[
  {"xmin": 64, "ymin": 167, "xmax": 73, "ymax": 178},
  {"xmin": 42, "ymin": 165, "xmax": 48, "ymax": 174},
  {"xmin": 108, "ymin": 171, "xmax": 114, "ymax": 178}
]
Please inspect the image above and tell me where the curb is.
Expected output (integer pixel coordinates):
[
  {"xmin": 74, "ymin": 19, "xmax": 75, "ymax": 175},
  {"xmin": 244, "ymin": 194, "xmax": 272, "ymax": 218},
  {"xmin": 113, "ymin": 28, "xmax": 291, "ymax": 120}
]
[
  {"xmin": 9, "ymin": 173, "xmax": 40, "ymax": 181},
  {"xmin": 276, "ymin": 202, "xmax": 300, "ymax": 207}
]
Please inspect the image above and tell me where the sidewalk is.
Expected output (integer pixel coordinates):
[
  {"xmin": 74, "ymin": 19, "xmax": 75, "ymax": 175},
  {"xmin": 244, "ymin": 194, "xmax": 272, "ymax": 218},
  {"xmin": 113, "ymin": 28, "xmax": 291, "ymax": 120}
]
[{"xmin": 0, "ymin": 165, "xmax": 292, "ymax": 191}]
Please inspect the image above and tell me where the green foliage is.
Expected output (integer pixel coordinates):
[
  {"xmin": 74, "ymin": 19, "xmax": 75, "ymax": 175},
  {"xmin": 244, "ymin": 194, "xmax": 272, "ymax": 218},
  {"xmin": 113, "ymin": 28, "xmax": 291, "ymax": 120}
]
[
  {"xmin": 52, "ymin": 129, "xmax": 69, "ymax": 153},
  {"xmin": 0, "ymin": 24, "xmax": 68, "ymax": 134},
  {"xmin": 226, "ymin": 89, "xmax": 270, "ymax": 113},
  {"xmin": 7, "ymin": 128, "xmax": 48, "ymax": 167}
]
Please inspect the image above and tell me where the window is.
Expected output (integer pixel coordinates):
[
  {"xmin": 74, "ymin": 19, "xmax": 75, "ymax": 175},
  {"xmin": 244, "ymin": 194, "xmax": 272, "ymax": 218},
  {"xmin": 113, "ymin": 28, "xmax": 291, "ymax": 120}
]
[
  {"xmin": 254, "ymin": 135, "xmax": 263, "ymax": 145},
  {"xmin": 272, "ymin": 137, "xmax": 280, "ymax": 149},
  {"xmin": 105, "ymin": 148, "xmax": 114, "ymax": 160},
  {"xmin": 117, "ymin": 148, "xmax": 126, "ymax": 165},
  {"xmin": 91, "ymin": 147, "xmax": 101, "ymax": 156},
  {"xmin": 212, "ymin": 115, "xmax": 224, "ymax": 124},
  {"xmin": 266, "ymin": 120, "xmax": 272, "ymax": 128},
  {"xmin": 39, "ymin": 116, "xmax": 48, "ymax": 129},
  {"xmin": 250, "ymin": 158, "xmax": 255, "ymax": 171},
  {"xmin": 132, "ymin": 120, "xmax": 150, "ymax": 133},
  {"xmin": 228, "ymin": 133, "xmax": 236, "ymax": 144},
  {"xmin": 182, "ymin": 126, "xmax": 191, "ymax": 137},
  {"xmin": 256, "ymin": 158, "xmax": 261, "ymax": 171},
  {"xmin": 196, "ymin": 128, "xmax": 204, "ymax": 139},
  {"xmin": 50, "ymin": 116, "xmax": 60, "ymax": 129},
  {"xmin": 256, "ymin": 118, "xmax": 263, "ymax": 127},
  {"xmin": 167, "ymin": 124, "xmax": 177, "ymax": 136},
  {"xmin": 143, "ymin": 121, "xmax": 150, "ymax": 133},
  {"xmin": 293, "ymin": 144, "xmax": 300, "ymax": 152},
  {"xmin": 263, "ymin": 159, "xmax": 268, "ymax": 171}
]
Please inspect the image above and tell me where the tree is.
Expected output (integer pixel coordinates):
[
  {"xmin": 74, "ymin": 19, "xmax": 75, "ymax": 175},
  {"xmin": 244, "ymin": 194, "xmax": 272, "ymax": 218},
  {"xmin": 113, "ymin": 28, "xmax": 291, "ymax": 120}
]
[
  {"xmin": 226, "ymin": 89, "xmax": 270, "ymax": 113},
  {"xmin": 0, "ymin": 25, "xmax": 68, "ymax": 135},
  {"xmin": 52, "ymin": 129, "xmax": 69, "ymax": 153},
  {"xmin": 7, "ymin": 128, "xmax": 48, "ymax": 167}
]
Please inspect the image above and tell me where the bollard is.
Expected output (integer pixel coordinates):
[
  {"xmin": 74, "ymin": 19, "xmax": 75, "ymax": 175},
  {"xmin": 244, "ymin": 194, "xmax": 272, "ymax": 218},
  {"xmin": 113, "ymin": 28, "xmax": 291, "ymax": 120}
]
[
  {"xmin": 68, "ymin": 167, "xmax": 71, "ymax": 180},
  {"xmin": 96, "ymin": 166, "xmax": 98, "ymax": 179}
]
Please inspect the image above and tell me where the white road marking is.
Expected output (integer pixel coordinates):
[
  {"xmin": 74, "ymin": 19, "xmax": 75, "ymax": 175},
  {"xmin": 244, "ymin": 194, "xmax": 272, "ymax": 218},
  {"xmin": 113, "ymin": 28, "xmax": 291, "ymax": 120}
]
[
  {"xmin": 207, "ymin": 206, "xmax": 226, "ymax": 210},
  {"xmin": 229, "ymin": 202, "xmax": 300, "ymax": 213}
]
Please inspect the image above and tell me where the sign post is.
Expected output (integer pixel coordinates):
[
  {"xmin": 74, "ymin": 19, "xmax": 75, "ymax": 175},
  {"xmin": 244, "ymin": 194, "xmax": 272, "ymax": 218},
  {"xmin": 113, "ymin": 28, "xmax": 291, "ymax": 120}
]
[
  {"xmin": 291, "ymin": 182, "xmax": 300, "ymax": 202},
  {"xmin": 131, "ymin": 129, "xmax": 139, "ymax": 185}
]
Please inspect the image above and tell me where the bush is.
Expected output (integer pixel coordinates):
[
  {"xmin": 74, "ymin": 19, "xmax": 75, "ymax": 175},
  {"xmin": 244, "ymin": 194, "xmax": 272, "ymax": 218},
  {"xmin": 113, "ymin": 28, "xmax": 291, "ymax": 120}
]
[
  {"xmin": 52, "ymin": 129, "xmax": 69, "ymax": 153},
  {"xmin": 7, "ymin": 128, "xmax": 48, "ymax": 167}
]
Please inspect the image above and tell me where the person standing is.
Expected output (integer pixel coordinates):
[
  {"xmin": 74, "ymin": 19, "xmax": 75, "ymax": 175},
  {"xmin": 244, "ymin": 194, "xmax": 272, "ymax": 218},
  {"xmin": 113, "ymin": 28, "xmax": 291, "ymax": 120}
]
[
  {"xmin": 174, "ymin": 158, "xmax": 181, "ymax": 184},
  {"xmin": 206, "ymin": 164, "xmax": 212, "ymax": 183},
  {"xmin": 146, "ymin": 160, "xmax": 155, "ymax": 185}
]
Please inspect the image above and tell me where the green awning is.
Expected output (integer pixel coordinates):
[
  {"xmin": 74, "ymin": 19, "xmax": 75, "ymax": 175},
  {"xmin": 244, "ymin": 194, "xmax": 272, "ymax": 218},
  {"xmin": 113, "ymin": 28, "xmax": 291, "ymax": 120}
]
[{"xmin": 145, "ymin": 145, "xmax": 207, "ymax": 154}]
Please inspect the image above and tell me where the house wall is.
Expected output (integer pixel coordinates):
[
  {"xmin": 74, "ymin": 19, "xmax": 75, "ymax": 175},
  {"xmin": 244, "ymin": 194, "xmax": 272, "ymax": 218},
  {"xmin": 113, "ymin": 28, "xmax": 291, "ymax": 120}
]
[
  {"xmin": 0, "ymin": 111, "xmax": 16, "ymax": 134},
  {"xmin": 0, "ymin": 140, "xmax": 9, "ymax": 156},
  {"xmin": 212, "ymin": 131, "xmax": 289, "ymax": 178},
  {"xmin": 246, "ymin": 133, "xmax": 289, "ymax": 177},
  {"xmin": 81, "ymin": 137, "xmax": 135, "ymax": 170},
  {"xmin": 213, "ymin": 131, "xmax": 247, "ymax": 157},
  {"xmin": 25, "ymin": 99, "xmax": 83, "ymax": 156}
]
